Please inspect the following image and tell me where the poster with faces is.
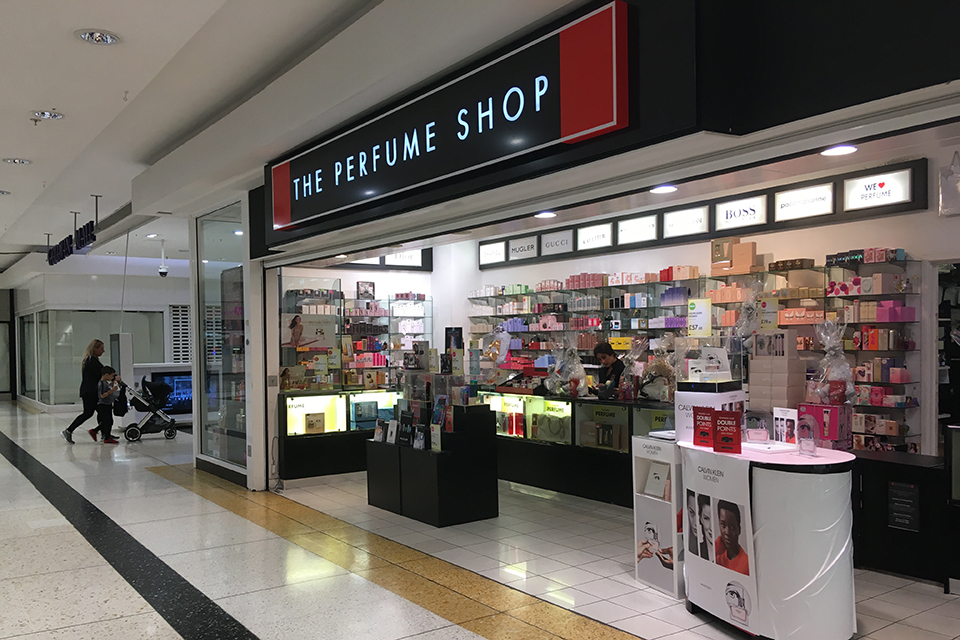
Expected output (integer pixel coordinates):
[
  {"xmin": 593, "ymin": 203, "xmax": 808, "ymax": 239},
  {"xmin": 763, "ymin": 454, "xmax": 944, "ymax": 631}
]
[{"xmin": 681, "ymin": 446, "xmax": 758, "ymax": 634}]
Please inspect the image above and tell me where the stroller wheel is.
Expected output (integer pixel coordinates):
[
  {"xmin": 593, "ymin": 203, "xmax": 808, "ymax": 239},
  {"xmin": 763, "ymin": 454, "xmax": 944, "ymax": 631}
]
[
  {"xmin": 164, "ymin": 428, "xmax": 177, "ymax": 440},
  {"xmin": 124, "ymin": 426, "xmax": 142, "ymax": 442}
]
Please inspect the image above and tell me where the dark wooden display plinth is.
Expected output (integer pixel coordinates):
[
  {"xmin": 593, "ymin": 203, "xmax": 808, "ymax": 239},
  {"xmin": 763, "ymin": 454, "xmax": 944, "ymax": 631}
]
[
  {"xmin": 279, "ymin": 430, "xmax": 370, "ymax": 480},
  {"xmin": 853, "ymin": 451, "xmax": 950, "ymax": 591},
  {"xmin": 366, "ymin": 405, "xmax": 498, "ymax": 527},
  {"xmin": 497, "ymin": 436, "xmax": 632, "ymax": 508}
]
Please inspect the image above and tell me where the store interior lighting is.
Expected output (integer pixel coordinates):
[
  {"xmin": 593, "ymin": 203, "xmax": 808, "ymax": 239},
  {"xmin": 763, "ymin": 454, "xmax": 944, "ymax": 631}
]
[
  {"xmin": 821, "ymin": 144, "xmax": 858, "ymax": 156},
  {"xmin": 650, "ymin": 185, "xmax": 678, "ymax": 194}
]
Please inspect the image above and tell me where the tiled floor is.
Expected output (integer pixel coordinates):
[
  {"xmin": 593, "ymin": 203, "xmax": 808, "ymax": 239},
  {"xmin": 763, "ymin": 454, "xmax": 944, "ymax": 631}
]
[
  {"xmin": 2, "ymin": 400, "xmax": 959, "ymax": 640},
  {"xmin": 283, "ymin": 472, "xmax": 960, "ymax": 640}
]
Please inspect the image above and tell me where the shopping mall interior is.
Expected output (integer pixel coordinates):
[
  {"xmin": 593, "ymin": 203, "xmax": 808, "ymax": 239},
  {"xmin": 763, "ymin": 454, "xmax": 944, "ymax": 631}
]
[{"xmin": 4, "ymin": 2, "xmax": 960, "ymax": 639}]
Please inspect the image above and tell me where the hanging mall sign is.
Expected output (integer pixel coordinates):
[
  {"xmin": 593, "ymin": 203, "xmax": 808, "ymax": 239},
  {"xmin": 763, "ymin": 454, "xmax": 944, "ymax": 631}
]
[
  {"xmin": 270, "ymin": 1, "xmax": 628, "ymax": 232},
  {"xmin": 47, "ymin": 220, "xmax": 96, "ymax": 266}
]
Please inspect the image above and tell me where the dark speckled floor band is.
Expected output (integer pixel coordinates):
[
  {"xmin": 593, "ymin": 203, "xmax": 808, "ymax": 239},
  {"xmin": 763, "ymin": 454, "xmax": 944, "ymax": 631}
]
[{"xmin": 0, "ymin": 430, "xmax": 259, "ymax": 640}]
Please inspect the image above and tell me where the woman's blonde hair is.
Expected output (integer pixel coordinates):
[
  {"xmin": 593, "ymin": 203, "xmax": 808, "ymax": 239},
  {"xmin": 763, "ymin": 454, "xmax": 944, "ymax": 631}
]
[{"xmin": 82, "ymin": 339, "xmax": 104, "ymax": 364}]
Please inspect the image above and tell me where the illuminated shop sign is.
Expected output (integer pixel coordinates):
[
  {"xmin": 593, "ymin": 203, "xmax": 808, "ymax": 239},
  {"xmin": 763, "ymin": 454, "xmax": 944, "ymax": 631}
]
[
  {"xmin": 663, "ymin": 207, "xmax": 708, "ymax": 238},
  {"xmin": 479, "ymin": 242, "xmax": 506, "ymax": 265},
  {"xmin": 577, "ymin": 223, "xmax": 613, "ymax": 250},
  {"xmin": 774, "ymin": 184, "xmax": 834, "ymax": 221},
  {"xmin": 540, "ymin": 229, "xmax": 574, "ymax": 256},
  {"xmin": 843, "ymin": 169, "xmax": 911, "ymax": 211},
  {"xmin": 384, "ymin": 250, "xmax": 422, "ymax": 267},
  {"xmin": 509, "ymin": 236, "xmax": 538, "ymax": 260},
  {"xmin": 617, "ymin": 214, "xmax": 657, "ymax": 245},
  {"xmin": 714, "ymin": 195, "xmax": 767, "ymax": 231},
  {"xmin": 271, "ymin": 2, "xmax": 628, "ymax": 231}
]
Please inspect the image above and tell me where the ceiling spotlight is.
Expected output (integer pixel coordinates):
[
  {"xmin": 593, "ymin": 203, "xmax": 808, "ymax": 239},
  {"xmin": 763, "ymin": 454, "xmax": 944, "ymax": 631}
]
[
  {"xmin": 821, "ymin": 144, "xmax": 857, "ymax": 156},
  {"xmin": 233, "ymin": 230, "xmax": 244, "ymax": 236},
  {"xmin": 202, "ymin": 259, "xmax": 209, "ymax": 264},
  {"xmin": 650, "ymin": 185, "xmax": 678, "ymax": 194},
  {"xmin": 0, "ymin": 190, "xmax": 10, "ymax": 196},
  {"xmin": 75, "ymin": 29, "xmax": 122, "ymax": 46},
  {"xmin": 335, "ymin": 254, "xmax": 348, "ymax": 259},
  {"xmin": 105, "ymin": 251, "xmax": 117, "ymax": 255},
  {"xmin": 534, "ymin": 211, "xmax": 557, "ymax": 219},
  {"xmin": 33, "ymin": 111, "xmax": 64, "ymax": 120},
  {"xmin": 2, "ymin": 158, "xmax": 30, "ymax": 165},
  {"xmin": 145, "ymin": 233, "xmax": 158, "ymax": 238}
]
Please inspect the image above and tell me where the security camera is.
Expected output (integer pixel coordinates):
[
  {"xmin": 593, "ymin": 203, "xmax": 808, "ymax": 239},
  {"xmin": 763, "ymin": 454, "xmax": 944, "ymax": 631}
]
[
  {"xmin": 158, "ymin": 239, "xmax": 168, "ymax": 277},
  {"xmin": 158, "ymin": 265, "xmax": 169, "ymax": 277}
]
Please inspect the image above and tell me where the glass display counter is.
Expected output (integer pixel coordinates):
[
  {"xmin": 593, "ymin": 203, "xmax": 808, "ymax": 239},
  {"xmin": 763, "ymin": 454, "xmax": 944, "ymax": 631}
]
[{"xmin": 478, "ymin": 392, "xmax": 573, "ymax": 444}]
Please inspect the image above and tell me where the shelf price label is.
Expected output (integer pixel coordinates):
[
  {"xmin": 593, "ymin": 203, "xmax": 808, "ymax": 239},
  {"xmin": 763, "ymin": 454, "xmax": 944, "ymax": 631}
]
[{"xmin": 687, "ymin": 298, "xmax": 712, "ymax": 337}]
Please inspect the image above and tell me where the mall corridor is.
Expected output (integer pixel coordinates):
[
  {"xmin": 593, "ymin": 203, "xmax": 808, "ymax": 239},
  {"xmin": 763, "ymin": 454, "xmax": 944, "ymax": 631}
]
[{"xmin": 1, "ymin": 401, "xmax": 959, "ymax": 640}]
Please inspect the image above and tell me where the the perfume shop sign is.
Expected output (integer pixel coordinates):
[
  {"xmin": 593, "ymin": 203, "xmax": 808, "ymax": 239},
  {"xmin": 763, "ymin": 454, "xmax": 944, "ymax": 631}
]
[
  {"xmin": 48, "ymin": 220, "xmax": 96, "ymax": 266},
  {"xmin": 270, "ymin": 2, "xmax": 628, "ymax": 231}
]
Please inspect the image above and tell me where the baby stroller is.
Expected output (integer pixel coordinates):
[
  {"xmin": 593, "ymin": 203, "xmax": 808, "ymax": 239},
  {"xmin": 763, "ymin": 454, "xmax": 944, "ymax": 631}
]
[{"xmin": 123, "ymin": 376, "xmax": 178, "ymax": 441}]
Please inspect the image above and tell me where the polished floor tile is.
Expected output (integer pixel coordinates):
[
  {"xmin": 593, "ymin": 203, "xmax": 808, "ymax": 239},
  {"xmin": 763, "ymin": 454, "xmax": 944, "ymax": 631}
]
[
  {"xmin": 9, "ymin": 612, "xmax": 182, "ymax": 639},
  {"xmin": 0, "ymin": 529, "xmax": 107, "ymax": 580}
]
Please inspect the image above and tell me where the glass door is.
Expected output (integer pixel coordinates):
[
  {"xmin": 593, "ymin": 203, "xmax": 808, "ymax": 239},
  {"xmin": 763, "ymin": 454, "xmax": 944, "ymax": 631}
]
[{"xmin": 196, "ymin": 203, "xmax": 247, "ymax": 468}]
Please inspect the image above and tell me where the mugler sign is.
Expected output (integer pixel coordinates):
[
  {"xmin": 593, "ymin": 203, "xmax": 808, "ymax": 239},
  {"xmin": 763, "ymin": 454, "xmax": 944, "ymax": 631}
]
[{"xmin": 270, "ymin": 2, "xmax": 628, "ymax": 231}]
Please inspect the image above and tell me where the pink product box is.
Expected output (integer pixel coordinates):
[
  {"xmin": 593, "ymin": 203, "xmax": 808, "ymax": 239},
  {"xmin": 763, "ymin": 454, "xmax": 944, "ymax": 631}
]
[
  {"xmin": 799, "ymin": 403, "xmax": 852, "ymax": 442},
  {"xmin": 890, "ymin": 368, "xmax": 911, "ymax": 383}
]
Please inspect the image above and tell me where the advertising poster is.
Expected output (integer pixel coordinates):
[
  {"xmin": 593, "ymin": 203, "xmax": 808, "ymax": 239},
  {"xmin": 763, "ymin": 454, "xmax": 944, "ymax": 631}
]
[
  {"xmin": 281, "ymin": 314, "xmax": 336, "ymax": 350},
  {"xmin": 632, "ymin": 437, "xmax": 682, "ymax": 597},
  {"xmin": 681, "ymin": 446, "xmax": 758, "ymax": 633},
  {"xmin": 773, "ymin": 407, "xmax": 798, "ymax": 443}
]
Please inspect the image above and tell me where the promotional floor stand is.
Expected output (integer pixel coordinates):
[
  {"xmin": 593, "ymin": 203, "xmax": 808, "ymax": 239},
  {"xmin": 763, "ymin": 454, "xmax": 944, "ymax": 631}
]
[
  {"xmin": 632, "ymin": 435, "xmax": 684, "ymax": 598},
  {"xmin": 680, "ymin": 443, "xmax": 856, "ymax": 640}
]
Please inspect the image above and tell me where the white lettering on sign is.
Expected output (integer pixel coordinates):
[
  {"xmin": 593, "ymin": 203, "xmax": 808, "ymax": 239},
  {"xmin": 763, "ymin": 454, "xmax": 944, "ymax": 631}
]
[
  {"xmin": 508, "ymin": 236, "xmax": 538, "ymax": 260},
  {"xmin": 715, "ymin": 195, "xmax": 767, "ymax": 231},
  {"xmin": 577, "ymin": 223, "xmax": 612, "ymax": 251},
  {"xmin": 775, "ymin": 184, "xmax": 834, "ymax": 221},
  {"xmin": 617, "ymin": 215, "xmax": 657, "ymax": 245},
  {"xmin": 843, "ymin": 169, "xmax": 911, "ymax": 211},
  {"xmin": 479, "ymin": 242, "xmax": 506, "ymax": 265},
  {"xmin": 540, "ymin": 229, "xmax": 573, "ymax": 256},
  {"xmin": 663, "ymin": 206, "xmax": 708, "ymax": 238},
  {"xmin": 384, "ymin": 250, "xmax": 422, "ymax": 267}
]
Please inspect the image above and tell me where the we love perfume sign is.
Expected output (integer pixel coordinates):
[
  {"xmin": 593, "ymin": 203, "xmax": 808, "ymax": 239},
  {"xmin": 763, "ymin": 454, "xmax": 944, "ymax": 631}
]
[{"xmin": 843, "ymin": 169, "xmax": 912, "ymax": 211}]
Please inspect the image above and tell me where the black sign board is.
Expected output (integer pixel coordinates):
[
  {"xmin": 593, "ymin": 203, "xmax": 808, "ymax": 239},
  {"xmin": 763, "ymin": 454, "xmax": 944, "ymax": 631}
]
[
  {"xmin": 270, "ymin": 1, "xmax": 628, "ymax": 233},
  {"xmin": 888, "ymin": 481, "xmax": 920, "ymax": 533},
  {"xmin": 48, "ymin": 221, "xmax": 96, "ymax": 266}
]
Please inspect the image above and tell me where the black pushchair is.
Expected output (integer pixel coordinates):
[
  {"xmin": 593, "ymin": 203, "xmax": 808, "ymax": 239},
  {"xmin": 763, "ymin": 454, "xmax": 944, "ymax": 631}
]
[{"xmin": 123, "ymin": 376, "xmax": 178, "ymax": 441}]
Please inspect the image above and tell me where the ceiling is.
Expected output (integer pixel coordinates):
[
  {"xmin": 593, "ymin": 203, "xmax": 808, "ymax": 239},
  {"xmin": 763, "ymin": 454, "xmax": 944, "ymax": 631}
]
[{"xmin": 0, "ymin": 0, "xmax": 393, "ymax": 266}]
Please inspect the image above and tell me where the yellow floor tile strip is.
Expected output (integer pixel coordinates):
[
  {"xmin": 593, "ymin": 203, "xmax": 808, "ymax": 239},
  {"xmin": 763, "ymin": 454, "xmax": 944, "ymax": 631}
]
[{"xmin": 147, "ymin": 464, "xmax": 640, "ymax": 640}]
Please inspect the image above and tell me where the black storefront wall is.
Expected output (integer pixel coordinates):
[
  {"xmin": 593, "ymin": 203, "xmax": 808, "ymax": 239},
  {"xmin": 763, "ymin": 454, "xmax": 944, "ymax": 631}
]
[{"xmin": 252, "ymin": 0, "xmax": 960, "ymax": 255}]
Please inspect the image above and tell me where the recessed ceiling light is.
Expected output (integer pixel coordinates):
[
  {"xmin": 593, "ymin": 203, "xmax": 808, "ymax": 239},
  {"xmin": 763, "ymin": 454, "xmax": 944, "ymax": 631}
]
[
  {"xmin": 33, "ymin": 111, "xmax": 64, "ymax": 120},
  {"xmin": 233, "ymin": 230, "xmax": 244, "ymax": 236},
  {"xmin": 105, "ymin": 251, "xmax": 117, "ymax": 255},
  {"xmin": 650, "ymin": 185, "xmax": 678, "ymax": 194},
  {"xmin": 0, "ymin": 190, "xmax": 10, "ymax": 196},
  {"xmin": 821, "ymin": 144, "xmax": 857, "ymax": 156},
  {"xmin": 2, "ymin": 158, "xmax": 30, "ymax": 165},
  {"xmin": 75, "ymin": 29, "xmax": 122, "ymax": 46},
  {"xmin": 534, "ymin": 211, "xmax": 557, "ymax": 219},
  {"xmin": 201, "ymin": 259, "xmax": 209, "ymax": 264},
  {"xmin": 145, "ymin": 233, "xmax": 158, "ymax": 238},
  {"xmin": 335, "ymin": 254, "xmax": 348, "ymax": 259}
]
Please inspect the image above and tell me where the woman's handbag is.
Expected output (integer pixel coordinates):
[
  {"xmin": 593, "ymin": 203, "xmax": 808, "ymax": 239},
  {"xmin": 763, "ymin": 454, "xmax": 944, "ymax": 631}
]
[{"xmin": 113, "ymin": 384, "xmax": 129, "ymax": 417}]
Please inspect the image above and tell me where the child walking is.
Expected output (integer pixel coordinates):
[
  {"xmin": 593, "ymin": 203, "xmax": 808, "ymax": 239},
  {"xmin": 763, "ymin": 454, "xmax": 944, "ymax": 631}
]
[{"xmin": 93, "ymin": 366, "xmax": 122, "ymax": 444}]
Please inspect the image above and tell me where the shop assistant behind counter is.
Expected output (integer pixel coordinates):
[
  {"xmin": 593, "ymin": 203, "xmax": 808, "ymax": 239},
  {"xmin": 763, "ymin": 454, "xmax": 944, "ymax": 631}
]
[{"xmin": 591, "ymin": 342, "xmax": 624, "ymax": 400}]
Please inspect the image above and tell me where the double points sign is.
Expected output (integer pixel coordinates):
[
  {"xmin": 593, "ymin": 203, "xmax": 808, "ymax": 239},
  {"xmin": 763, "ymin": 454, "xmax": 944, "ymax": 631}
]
[{"xmin": 271, "ymin": 1, "xmax": 629, "ymax": 231}]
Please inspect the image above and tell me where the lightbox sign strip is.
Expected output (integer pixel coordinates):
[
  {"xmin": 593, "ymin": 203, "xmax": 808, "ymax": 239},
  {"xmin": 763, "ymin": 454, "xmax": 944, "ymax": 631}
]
[
  {"xmin": 508, "ymin": 236, "xmax": 538, "ymax": 260},
  {"xmin": 271, "ymin": 1, "xmax": 629, "ymax": 231},
  {"xmin": 540, "ymin": 229, "xmax": 573, "ymax": 256},
  {"xmin": 663, "ymin": 207, "xmax": 708, "ymax": 238},
  {"xmin": 715, "ymin": 195, "xmax": 767, "ymax": 231},
  {"xmin": 617, "ymin": 214, "xmax": 657, "ymax": 245},
  {"xmin": 479, "ymin": 242, "xmax": 506, "ymax": 265},
  {"xmin": 384, "ymin": 250, "xmax": 422, "ymax": 267},
  {"xmin": 843, "ymin": 169, "xmax": 912, "ymax": 211},
  {"xmin": 774, "ymin": 184, "xmax": 833, "ymax": 221},
  {"xmin": 577, "ymin": 223, "xmax": 612, "ymax": 250}
]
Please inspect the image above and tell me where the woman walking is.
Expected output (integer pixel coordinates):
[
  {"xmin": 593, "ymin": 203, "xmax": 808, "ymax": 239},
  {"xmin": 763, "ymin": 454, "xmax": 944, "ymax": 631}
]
[{"xmin": 61, "ymin": 339, "xmax": 105, "ymax": 443}]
